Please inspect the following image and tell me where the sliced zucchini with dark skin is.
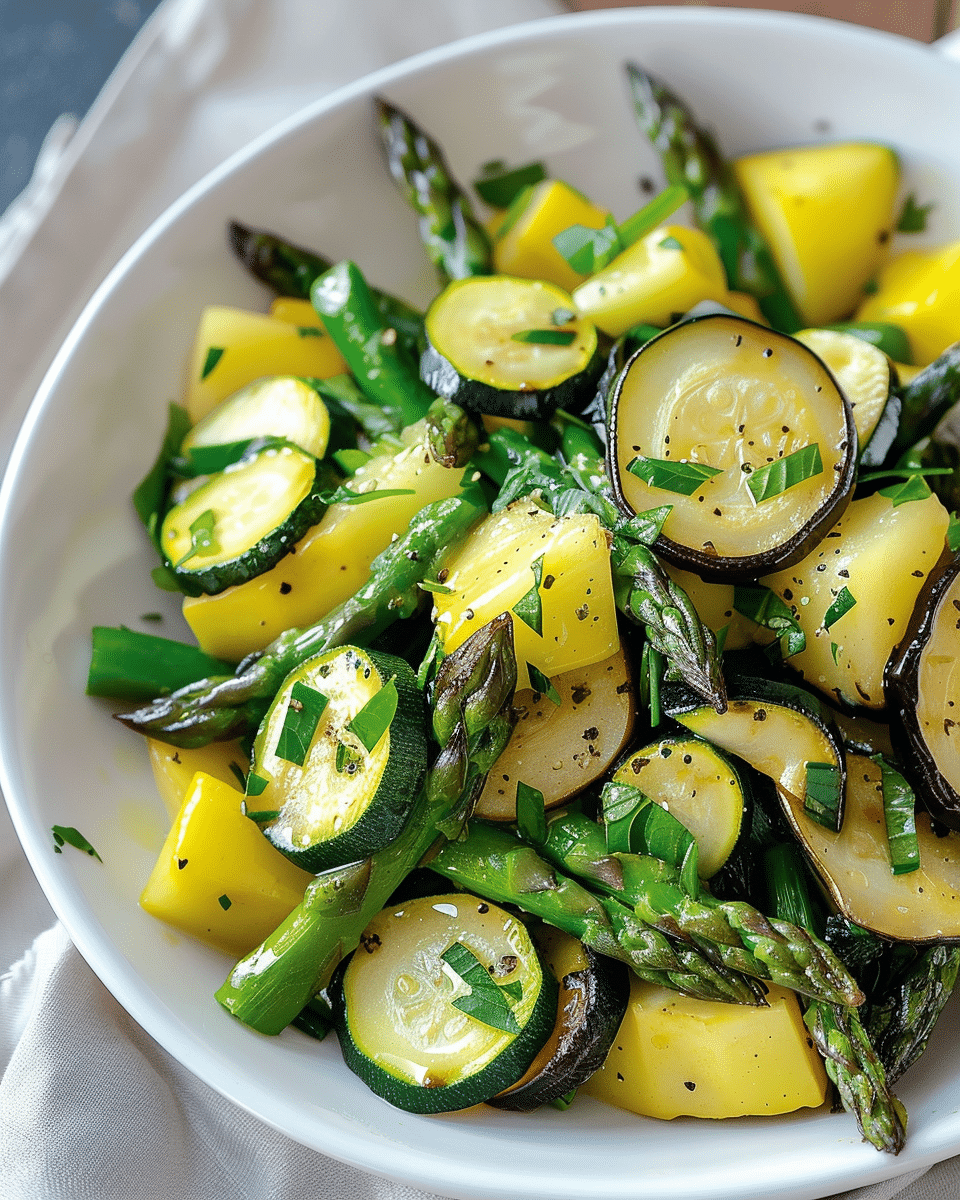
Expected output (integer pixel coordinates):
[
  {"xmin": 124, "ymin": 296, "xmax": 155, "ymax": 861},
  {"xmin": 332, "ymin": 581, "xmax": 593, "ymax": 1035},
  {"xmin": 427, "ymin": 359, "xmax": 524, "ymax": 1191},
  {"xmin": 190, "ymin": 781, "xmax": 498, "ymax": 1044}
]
[
  {"xmin": 420, "ymin": 275, "xmax": 601, "ymax": 419},
  {"xmin": 475, "ymin": 643, "xmax": 635, "ymax": 822},
  {"xmin": 487, "ymin": 925, "xmax": 630, "ymax": 1112},
  {"xmin": 886, "ymin": 549, "xmax": 960, "ymax": 830},
  {"xmin": 330, "ymin": 892, "xmax": 559, "ymax": 1113},
  {"xmin": 159, "ymin": 444, "xmax": 329, "ymax": 595},
  {"xmin": 662, "ymin": 674, "xmax": 847, "ymax": 832},
  {"xmin": 792, "ymin": 327, "xmax": 899, "ymax": 468},
  {"xmin": 246, "ymin": 645, "xmax": 426, "ymax": 872},
  {"xmin": 180, "ymin": 376, "xmax": 331, "ymax": 462},
  {"xmin": 608, "ymin": 313, "xmax": 857, "ymax": 580},
  {"xmin": 610, "ymin": 735, "xmax": 748, "ymax": 878},
  {"xmin": 779, "ymin": 752, "xmax": 960, "ymax": 941}
]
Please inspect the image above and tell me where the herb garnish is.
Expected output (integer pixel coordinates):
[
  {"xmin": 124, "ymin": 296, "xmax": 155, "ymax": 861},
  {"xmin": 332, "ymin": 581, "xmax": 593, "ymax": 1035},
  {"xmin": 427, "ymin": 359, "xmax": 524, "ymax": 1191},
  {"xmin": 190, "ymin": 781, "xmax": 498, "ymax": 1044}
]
[
  {"xmin": 512, "ymin": 555, "xmax": 545, "ymax": 636},
  {"xmin": 276, "ymin": 682, "xmax": 329, "ymax": 766},
  {"xmin": 516, "ymin": 781, "xmax": 547, "ymax": 846},
  {"xmin": 804, "ymin": 761, "xmax": 843, "ymax": 830},
  {"xmin": 51, "ymin": 825, "xmax": 102, "ymax": 862},
  {"xmin": 472, "ymin": 159, "xmax": 547, "ymax": 208},
  {"xmin": 747, "ymin": 443, "xmax": 823, "ymax": 504},
  {"xmin": 441, "ymin": 941, "xmax": 521, "ymax": 1034},
  {"xmin": 627, "ymin": 455, "xmax": 723, "ymax": 496},
  {"xmin": 200, "ymin": 346, "xmax": 225, "ymax": 380},
  {"xmin": 510, "ymin": 328, "xmax": 577, "ymax": 346},
  {"xmin": 823, "ymin": 586, "xmax": 857, "ymax": 631},
  {"xmin": 346, "ymin": 678, "xmax": 399, "ymax": 752}
]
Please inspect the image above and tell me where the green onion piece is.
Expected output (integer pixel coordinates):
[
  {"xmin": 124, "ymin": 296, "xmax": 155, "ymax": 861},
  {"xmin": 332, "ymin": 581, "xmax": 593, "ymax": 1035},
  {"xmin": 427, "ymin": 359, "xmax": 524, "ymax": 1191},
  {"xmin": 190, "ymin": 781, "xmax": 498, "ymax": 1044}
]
[
  {"xmin": 245, "ymin": 773, "xmax": 269, "ymax": 798},
  {"xmin": 491, "ymin": 184, "xmax": 536, "ymax": 240},
  {"xmin": 804, "ymin": 761, "xmax": 843, "ymax": 831},
  {"xmin": 275, "ymin": 682, "xmax": 329, "ymax": 766},
  {"xmin": 516, "ymin": 781, "xmax": 548, "ymax": 846},
  {"xmin": 512, "ymin": 555, "xmax": 544, "ymax": 635},
  {"xmin": 552, "ymin": 218, "xmax": 620, "ymax": 275},
  {"xmin": 872, "ymin": 754, "xmax": 921, "ymax": 875},
  {"xmin": 527, "ymin": 663, "xmax": 561, "ymax": 706},
  {"xmin": 510, "ymin": 328, "xmax": 577, "ymax": 346},
  {"xmin": 763, "ymin": 842, "xmax": 823, "ymax": 934},
  {"xmin": 346, "ymin": 678, "xmax": 398, "ymax": 752},
  {"xmin": 747, "ymin": 443, "xmax": 823, "ymax": 504},
  {"xmin": 627, "ymin": 455, "xmax": 723, "ymax": 496},
  {"xmin": 51, "ymin": 826, "xmax": 102, "ymax": 862},
  {"xmin": 896, "ymin": 193, "xmax": 934, "ymax": 234},
  {"xmin": 473, "ymin": 160, "xmax": 547, "ymax": 208},
  {"xmin": 330, "ymin": 486, "xmax": 416, "ymax": 506},
  {"xmin": 200, "ymin": 346, "xmax": 225, "ymax": 381},
  {"xmin": 823, "ymin": 586, "xmax": 857, "ymax": 631},
  {"xmin": 617, "ymin": 184, "xmax": 689, "ymax": 249},
  {"xmin": 551, "ymin": 1089, "xmax": 577, "ymax": 1111},
  {"xmin": 218, "ymin": 894, "xmax": 232, "ymax": 911},
  {"xmin": 441, "ymin": 942, "xmax": 521, "ymax": 1034}
]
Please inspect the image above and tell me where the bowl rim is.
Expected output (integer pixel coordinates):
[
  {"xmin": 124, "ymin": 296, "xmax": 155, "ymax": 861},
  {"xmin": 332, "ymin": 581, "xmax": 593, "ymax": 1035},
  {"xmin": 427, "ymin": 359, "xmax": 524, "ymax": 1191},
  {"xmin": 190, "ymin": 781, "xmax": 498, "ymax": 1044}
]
[{"xmin": 1, "ymin": 8, "xmax": 959, "ymax": 1200}]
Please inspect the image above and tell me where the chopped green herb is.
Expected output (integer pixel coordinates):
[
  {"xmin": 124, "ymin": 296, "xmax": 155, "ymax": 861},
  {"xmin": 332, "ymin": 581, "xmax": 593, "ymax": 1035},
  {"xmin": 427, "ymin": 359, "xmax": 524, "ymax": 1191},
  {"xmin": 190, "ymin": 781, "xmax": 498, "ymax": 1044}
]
[
  {"xmin": 228, "ymin": 761, "xmax": 247, "ymax": 789},
  {"xmin": 331, "ymin": 486, "xmax": 416, "ymax": 506},
  {"xmin": 200, "ymin": 346, "xmax": 225, "ymax": 381},
  {"xmin": 616, "ymin": 184, "xmax": 688, "ymax": 249},
  {"xmin": 245, "ymin": 772, "xmax": 269, "ymax": 798},
  {"xmin": 332, "ymin": 448, "xmax": 371, "ymax": 475},
  {"xmin": 244, "ymin": 809, "xmax": 281, "ymax": 823},
  {"xmin": 132, "ymin": 402, "xmax": 191, "ymax": 552},
  {"xmin": 618, "ymin": 505, "xmax": 673, "ymax": 545},
  {"xmin": 516, "ymin": 781, "xmax": 547, "ymax": 846},
  {"xmin": 527, "ymin": 662, "xmax": 561, "ymax": 706},
  {"xmin": 512, "ymin": 555, "xmax": 545, "ymax": 636},
  {"xmin": 473, "ymin": 160, "xmax": 547, "ymax": 208},
  {"xmin": 218, "ymin": 894, "xmax": 232, "ymax": 911},
  {"xmin": 872, "ymin": 754, "xmax": 920, "ymax": 875},
  {"xmin": 948, "ymin": 512, "xmax": 960, "ymax": 553},
  {"xmin": 876, "ymin": 476, "xmax": 935, "ymax": 507},
  {"xmin": 601, "ymin": 781, "xmax": 699, "ymax": 895},
  {"xmin": 172, "ymin": 508, "xmax": 220, "ymax": 568},
  {"xmin": 139, "ymin": 612, "xmax": 163, "ymax": 623},
  {"xmin": 418, "ymin": 579, "xmax": 454, "ymax": 595},
  {"xmin": 296, "ymin": 325, "xmax": 323, "ymax": 338},
  {"xmin": 627, "ymin": 455, "xmax": 723, "ymax": 496},
  {"xmin": 510, "ymin": 328, "xmax": 577, "ymax": 346},
  {"xmin": 276, "ymin": 682, "xmax": 329, "ymax": 766},
  {"xmin": 830, "ymin": 642, "xmax": 841, "ymax": 665},
  {"xmin": 551, "ymin": 1089, "xmax": 577, "ymax": 1111},
  {"xmin": 347, "ymin": 677, "xmax": 398, "ymax": 752},
  {"xmin": 491, "ymin": 184, "xmax": 536, "ymax": 240},
  {"xmin": 747, "ymin": 443, "xmax": 823, "ymax": 504},
  {"xmin": 150, "ymin": 566, "xmax": 182, "ymax": 592},
  {"xmin": 552, "ymin": 217, "xmax": 621, "ymax": 275},
  {"xmin": 804, "ymin": 761, "xmax": 842, "ymax": 831},
  {"xmin": 896, "ymin": 193, "xmax": 934, "ymax": 234},
  {"xmin": 441, "ymin": 941, "xmax": 521, "ymax": 1035},
  {"xmin": 823, "ymin": 586, "xmax": 857, "ymax": 631},
  {"xmin": 657, "ymin": 235, "xmax": 684, "ymax": 251},
  {"xmin": 51, "ymin": 825, "xmax": 102, "ymax": 862},
  {"xmin": 734, "ymin": 585, "xmax": 805, "ymax": 659}
]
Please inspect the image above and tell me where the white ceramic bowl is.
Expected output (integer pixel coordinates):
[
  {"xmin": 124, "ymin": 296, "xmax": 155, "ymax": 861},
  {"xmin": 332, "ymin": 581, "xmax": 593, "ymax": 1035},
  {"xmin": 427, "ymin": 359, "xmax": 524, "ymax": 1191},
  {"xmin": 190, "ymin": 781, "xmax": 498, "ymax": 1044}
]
[{"xmin": 3, "ymin": 9, "xmax": 960, "ymax": 1200}]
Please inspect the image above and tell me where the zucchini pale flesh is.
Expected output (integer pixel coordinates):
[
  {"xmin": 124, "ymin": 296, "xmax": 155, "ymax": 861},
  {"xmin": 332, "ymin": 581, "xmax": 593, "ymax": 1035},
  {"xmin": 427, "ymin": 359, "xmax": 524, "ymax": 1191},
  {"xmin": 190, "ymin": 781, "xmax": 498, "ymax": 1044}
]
[
  {"xmin": 421, "ymin": 275, "xmax": 600, "ymax": 419},
  {"xmin": 886, "ymin": 550, "xmax": 960, "ymax": 830},
  {"xmin": 332, "ymin": 892, "xmax": 558, "ymax": 1113},
  {"xmin": 608, "ymin": 314, "xmax": 856, "ymax": 579}
]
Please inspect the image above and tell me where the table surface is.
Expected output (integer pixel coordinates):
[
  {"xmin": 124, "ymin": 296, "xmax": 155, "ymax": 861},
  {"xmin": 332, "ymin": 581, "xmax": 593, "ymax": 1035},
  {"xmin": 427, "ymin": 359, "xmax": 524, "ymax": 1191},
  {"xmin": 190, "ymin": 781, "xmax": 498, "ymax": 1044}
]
[{"xmin": 0, "ymin": 0, "xmax": 165, "ymax": 217}]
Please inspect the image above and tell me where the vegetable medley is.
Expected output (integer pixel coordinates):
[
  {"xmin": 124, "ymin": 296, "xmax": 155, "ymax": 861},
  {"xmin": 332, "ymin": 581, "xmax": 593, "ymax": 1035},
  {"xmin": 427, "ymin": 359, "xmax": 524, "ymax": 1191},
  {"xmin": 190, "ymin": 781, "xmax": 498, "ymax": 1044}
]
[{"xmin": 86, "ymin": 63, "xmax": 960, "ymax": 1153}]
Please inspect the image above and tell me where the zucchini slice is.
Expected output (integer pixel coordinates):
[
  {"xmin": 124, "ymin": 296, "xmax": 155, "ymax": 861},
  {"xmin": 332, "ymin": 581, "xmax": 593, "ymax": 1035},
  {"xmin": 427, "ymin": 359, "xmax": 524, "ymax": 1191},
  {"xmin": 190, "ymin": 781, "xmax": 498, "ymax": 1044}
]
[
  {"xmin": 663, "ymin": 675, "xmax": 847, "ymax": 832},
  {"xmin": 160, "ymin": 444, "xmax": 328, "ymax": 595},
  {"xmin": 420, "ymin": 275, "xmax": 600, "ymax": 419},
  {"xmin": 475, "ymin": 643, "xmax": 635, "ymax": 821},
  {"xmin": 610, "ymin": 736, "xmax": 747, "ymax": 878},
  {"xmin": 180, "ymin": 375, "xmax": 331, "ymax": 462},
  {"xmin": 779, "ymin": 752, "xmax": 960, "ymax": 941},
  {"xmin": 331, "ymin": 892, "xmax": 559, "ymax": 1113},
  {"xmin": 608, "ymin": 314, "xmax": 857, "ymax": 579},
  {"xmin": 246, "ymin": 646, "xmax": 426, "ymax": 872},
  {"xmin": 886, "ymin": 549, "xmax": 960, "ymax": 830},
  {"xmin": 488, "ymin": 925, "xmax": 630, "ymax": 1112},
  {"xmin": 792, "ymin": 327, "xmax": 899, "ymax": 467}
]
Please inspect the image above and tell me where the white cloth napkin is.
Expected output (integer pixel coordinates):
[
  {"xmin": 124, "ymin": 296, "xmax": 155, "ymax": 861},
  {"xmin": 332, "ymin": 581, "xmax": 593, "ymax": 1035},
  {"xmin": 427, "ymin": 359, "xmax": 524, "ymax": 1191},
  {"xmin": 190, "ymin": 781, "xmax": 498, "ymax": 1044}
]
[{"xmin": 3, "ymin": 4, "xmax": 960, "ymax": 1197}]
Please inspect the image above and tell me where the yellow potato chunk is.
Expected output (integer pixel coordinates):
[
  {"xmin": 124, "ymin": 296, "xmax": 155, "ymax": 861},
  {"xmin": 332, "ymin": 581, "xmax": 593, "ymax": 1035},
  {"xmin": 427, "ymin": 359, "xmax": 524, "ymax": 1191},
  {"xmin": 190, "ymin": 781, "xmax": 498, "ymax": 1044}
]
[
  {"xmin": 432, "ymin": 502, "xmax": 618, "ymax": 692},
  {"xmin": 581, "ymin": 976, "xmax": 827, "ymax": 1119},
  {"xmin": 146, "ymin": 738, "xmax": 246, "ymax": 820},
  {"xmin": 734, "ymin": 142, "xmax": 899, "ymax": 328},
  {"xmin": 183, "ymin": 424, "xmax": 472, "ymax": 661},
  {"xmin": 493, "ymin": 179, "xmax": 611, "ymax": 293},
  {"xmin": 140, "ymin": 772, "xmax": 312, "ymax": 956},
  {"xmin": 856, "ymin": 239, "xmax": 960, "ymax": 367},
  {"xmin": 571, "ymin": 224, "xmax": 728, "ymax": 337},
  {"xmin": 184, "ymin": 306, "xmax": 348, "ymax": 421},
  {"xmin": 269, "ymin": 296, "xmax": 325, "ymax": 330}
]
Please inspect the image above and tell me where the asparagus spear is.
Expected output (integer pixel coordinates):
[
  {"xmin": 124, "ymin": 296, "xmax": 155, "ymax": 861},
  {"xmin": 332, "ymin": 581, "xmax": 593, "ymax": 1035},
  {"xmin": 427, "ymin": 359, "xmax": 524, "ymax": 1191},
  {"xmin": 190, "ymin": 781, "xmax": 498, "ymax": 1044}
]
[
  {"xmin": 113, "ymin": 492, "xmax": 485, "ymax": 747},
  {"xmin": 86, "ymin": 626, "xmax": 234, "ymax": 702},
  {"xmin": 374, "ymin": 96, "xmax": 493, "ymax": 281},
  {"xmin": 428, "ymin": 820, "xmax": 762, "ymax": 1006},
  {"xmin": 425, "ymin": 398, "xmax": 481, "ymax": 469},
  {"xmin": 215, "ymin": 612, "xmax": 517, "ymax": 1034},
  {"xmin": 540, "ymin": 810, "xmax": 863, "ymax": 1009},
  {"xmin": 625, "ymin": 63, "xmax": 801, "ymax": 333}
]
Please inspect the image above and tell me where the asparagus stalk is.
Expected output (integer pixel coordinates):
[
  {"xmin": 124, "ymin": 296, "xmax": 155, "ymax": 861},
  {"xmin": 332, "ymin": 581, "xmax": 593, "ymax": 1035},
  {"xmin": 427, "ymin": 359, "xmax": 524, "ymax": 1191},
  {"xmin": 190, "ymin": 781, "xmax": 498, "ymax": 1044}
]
[
  {"xmin": 425, "ymin": 398, "xmax": 481, "ymax": 469},
  {"xmin": 86, "ymin": 626, "xmax": 234, "ymax": 702},
  {"xmin": 625, "ymin": 63, "xmax": 801, "ymax": 333},
  {"xmin": 113, "ymin": 492, "xmax": 485, "ymax": 747},
  {"xmin": 215, "ymin": 612, "xmax": 517, "ymax": 1034},
  {"xmin": 540, "ymin": 810, "xmax": 863, "ymax": 1009},
  {"xmin": 374, "ymin": 96, "xmax": 493, "ymax": 281},
  {"xmin": 891, "ymin": 341, "xmax": 960, "ymax": 458},
  {"xmin": 428, "ymin": 820, "xmax": 763, "ymax": 1006}
]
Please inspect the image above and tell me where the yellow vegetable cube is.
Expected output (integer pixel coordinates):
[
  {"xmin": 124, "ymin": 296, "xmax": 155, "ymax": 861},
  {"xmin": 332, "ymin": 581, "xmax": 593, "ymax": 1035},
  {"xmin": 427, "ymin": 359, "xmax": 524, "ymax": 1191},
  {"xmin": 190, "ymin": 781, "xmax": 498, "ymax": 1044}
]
[
  {"xmin": 432, "ymin": 502, "xmax": 618, "ymax": 691},
  {"xmin": 733, "ymin": 142, "xmax": 900, "ymax": 328},
  {"xmin": 856, "ymin": 239, "xmax": 960, "ymax": 367},
  {"xmin": 147, "ymin": 737, "xmax": 247, "ymax": 820},
  {"xmin": 269, "ymin": 296, "xmax": 325, "ymax": 330},
  {"xmin": 580, "ymin": 976, "xmax": 827, "ymax": 1120},
  {"xmin": 184, "ymin": 306, "xmax": 348, "ymax": 421},
  {"xmin": 571, "ymin": 224, "xmax": 728, "ymax": 338},
  {"xmin": 140, "ymin": 771, "xmax": 312, "ymax": 956},
  {"xmin": 493, "ymin": 180, "xmax": 611, "ymax": 293},
  {"xmin": 183, "ymin": 424, "xmax": 474, "ymax": 661}
]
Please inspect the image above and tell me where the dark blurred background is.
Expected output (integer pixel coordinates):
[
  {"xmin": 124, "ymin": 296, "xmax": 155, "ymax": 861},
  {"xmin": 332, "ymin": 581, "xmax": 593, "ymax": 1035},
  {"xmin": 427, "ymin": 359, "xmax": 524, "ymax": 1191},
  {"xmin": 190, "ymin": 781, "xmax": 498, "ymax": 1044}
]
[{"xmin": 0, "ymin": 0, "xmax": 164, "ymax": 215}]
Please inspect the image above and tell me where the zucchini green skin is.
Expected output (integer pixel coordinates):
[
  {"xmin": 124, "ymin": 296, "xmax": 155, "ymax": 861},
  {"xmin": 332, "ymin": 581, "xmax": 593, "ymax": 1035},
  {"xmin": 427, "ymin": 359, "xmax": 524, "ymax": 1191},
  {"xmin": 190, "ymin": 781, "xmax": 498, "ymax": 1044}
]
[
  {"xmin": 330, "ymin": 894, "xmax": 559, "ymax": 1114},
  {"xmin": 251, "ymin": 647, "xmax": 427, "ymax": 872},
  {"xmin": 825, "ymin": 321, "xmax": 912, "ymax": 365},
  {"xmin": 885, "ymin": 548, "xmax": 960, "ymax": 830},
  {"xmin": 161, "ymin": 450, "xmax": 331, "ymax": 597}
]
